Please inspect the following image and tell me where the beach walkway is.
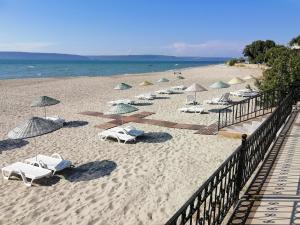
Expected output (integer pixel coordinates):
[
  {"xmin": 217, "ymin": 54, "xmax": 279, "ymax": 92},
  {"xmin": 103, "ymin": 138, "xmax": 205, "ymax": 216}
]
[
  {"xmin": 228, "ymin": 110, "xmax": 300, "ymax": 225},
  {"xmin": 79, "ymin": 111, "xmax": 218, "ymax": 135}
]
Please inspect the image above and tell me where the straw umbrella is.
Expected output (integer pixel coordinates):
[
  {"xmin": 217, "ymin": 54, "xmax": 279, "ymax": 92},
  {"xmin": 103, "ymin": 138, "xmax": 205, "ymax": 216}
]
[
  {"xmin": 185, "ymin": 83, "xmax": 208, "ymax": 103},
  {"xmin": 8, "ymin": 117, "xmax": 62, "ymax": 160},
  {"xmin": 105, "ymin": 103, "xmax": 138, "ymax": 124},
  {"xmin": 157, "ymin": 78, "xmax": 169, "ymax": 83},
  {"xmin": 139, "ymin": 81, "xmax": 153, "ymax": 86},
  {"xmin": 209, "ymin": 81, "xmax": 230, "ymax": 89},
  {"xmin": 114, "ymin": 83, "xmax": 132, "ymax": 90},
  {"xmin": 31, "ymin": 96, "xmax": 60, "ymax": 118},
  {"xmin": 228, "ymin": 77, "xmax": 245, "ymax": 85}
]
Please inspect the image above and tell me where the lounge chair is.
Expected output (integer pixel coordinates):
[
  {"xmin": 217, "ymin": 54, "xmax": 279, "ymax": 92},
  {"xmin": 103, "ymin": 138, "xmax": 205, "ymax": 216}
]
[
  {"xmin": 156, "ymin": 89, "xmax": 176, "ymax": 94},
  {"xmin": 25, "ymin": 153, "xmax": 72, "ymax": 175},
  {"xmin": 230, "ymin": 89, "xmax": 258, "ymax": 97},
  {"xmin": 108, "ymin": 99, "xmax": 135, "ymax": 105},
  {"xmin": 204, "ymin": 93, "xmax": 232, "ymax": 105},
  {"xmin": 186, "ymin": 95, "xmax": 197, "ymax": 105},
  {"xmin": 46, "ymin": 116, "xmax": 65, "ymax": 127},
  {"xmin": 136, "ymin": 93, "xmax": 156, "ymax": 100},
  {"xmin": 112, "ymin": 126, "xmax": 144, "ymax": 137},
  {"xmin": 98, "ymin": 126, "xmax": 143, "ymax": 144},
  {"xmin": 178, "ymin": 106, "xmax": 205, "ymax": 113},
  {"xmin": 171, "ymin": 85, "xmax": 187, "ymax": 91},
  {"xmin": 2, "ymin": 162, "xmax": 52, "ymax": 186}
]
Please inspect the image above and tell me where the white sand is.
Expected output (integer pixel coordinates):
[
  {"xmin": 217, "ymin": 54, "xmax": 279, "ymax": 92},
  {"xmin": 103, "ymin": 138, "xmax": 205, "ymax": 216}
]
[{"xmin": 0, "ymin": 64, "xmax": 262, "ymax": 225}]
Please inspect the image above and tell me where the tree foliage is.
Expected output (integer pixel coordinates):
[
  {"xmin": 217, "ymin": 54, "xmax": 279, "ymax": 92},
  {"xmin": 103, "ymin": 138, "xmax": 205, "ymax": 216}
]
[
  {"xmin": 264, "ymin": 45, "xmax": 290, "ymax": 67},
  {"xmin": 289, "ymin": 35, "xmax": 300, "ymax": 46},
  {"xmin": 257, "ymin": 50, "xmax": 300, "ymax": 91},
  {"xmin": 243, "ymin": 40, "xmax": 276, "ymax": 63}
]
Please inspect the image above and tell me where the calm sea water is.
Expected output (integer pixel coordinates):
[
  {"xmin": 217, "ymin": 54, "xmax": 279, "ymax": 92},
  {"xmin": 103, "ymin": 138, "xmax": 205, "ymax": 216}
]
[{"xmin": 0, "ymin": 60, "xmax": 224, "ymax": 79}]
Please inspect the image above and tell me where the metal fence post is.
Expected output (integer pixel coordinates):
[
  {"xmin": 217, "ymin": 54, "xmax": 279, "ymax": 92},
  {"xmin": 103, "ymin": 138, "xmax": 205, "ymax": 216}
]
[{"xmin": 235, "ymin": 134, "xmax": 247, "ymax": 204}]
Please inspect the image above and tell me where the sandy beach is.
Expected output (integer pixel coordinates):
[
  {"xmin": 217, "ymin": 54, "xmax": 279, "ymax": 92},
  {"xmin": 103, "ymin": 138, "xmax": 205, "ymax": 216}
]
[{"xmin": 0, "ymin": 64, "xmax": 262, "ymax": 225}]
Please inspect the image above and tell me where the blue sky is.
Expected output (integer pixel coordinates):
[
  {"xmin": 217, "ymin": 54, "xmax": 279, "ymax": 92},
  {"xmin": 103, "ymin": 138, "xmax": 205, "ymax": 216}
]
[{"xmin": 0, "ymin": 0, "xmax": 299, "ymax": 57}]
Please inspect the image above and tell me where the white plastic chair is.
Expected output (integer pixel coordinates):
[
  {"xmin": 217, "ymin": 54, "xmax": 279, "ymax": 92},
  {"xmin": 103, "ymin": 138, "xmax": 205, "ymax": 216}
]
[
  {"xmin": 2, "ymin": 162, "xmax": 52, "ymax": 187},
  {"xmin": 25, "ymin": 153, "xmax": 72, "ymax": 175}
]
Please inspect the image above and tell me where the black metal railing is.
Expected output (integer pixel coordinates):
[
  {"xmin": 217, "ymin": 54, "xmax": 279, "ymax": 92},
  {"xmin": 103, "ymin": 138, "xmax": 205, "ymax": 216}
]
[
  {"xmin": 217, "ymin": 90, "xmax": 286, "ymax": 130},
  {"xmin": 165, "ymin": 88, "xmax": 296, "ymax": 225}
]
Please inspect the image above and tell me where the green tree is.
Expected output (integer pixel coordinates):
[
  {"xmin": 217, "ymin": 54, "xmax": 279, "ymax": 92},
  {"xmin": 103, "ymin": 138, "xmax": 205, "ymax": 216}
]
[
  {"xmin": 243, "ymin": 40, "xmax": 276, "ymax": 64},
  {"xmin": 289, "ymin": 35, "xmax": 300, "ymax": 47},
  {"xmin": 258, "ymin": 50, "xmax": 300, "ymax": 91},
  {"xmin": 264, "ymin": 45, "xmax": 289, "ymax": 67}
]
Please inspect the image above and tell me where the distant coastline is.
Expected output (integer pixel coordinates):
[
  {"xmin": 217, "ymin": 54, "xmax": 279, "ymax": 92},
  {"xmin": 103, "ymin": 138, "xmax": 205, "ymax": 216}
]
[
  {"xmin": 0, "ymin": 53, "xmax": 228, "ymax": 80},
  {"xmin": 0, "ymin": 51, "xmax": 230, "ymax": 62}
]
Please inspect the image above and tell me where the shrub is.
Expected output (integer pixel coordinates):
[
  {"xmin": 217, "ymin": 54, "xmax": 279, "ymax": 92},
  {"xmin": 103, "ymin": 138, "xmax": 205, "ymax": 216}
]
[
  {"xmin": 258, "ymin": 50, "xmax": 300, "ymax": 91},
  {"xmin": 227, "ymin": 58, "xmax": 238, "ymax": 66},
  {"xmin": 264, "ymin": 45, "xmax": 290, "ymax": 67}
]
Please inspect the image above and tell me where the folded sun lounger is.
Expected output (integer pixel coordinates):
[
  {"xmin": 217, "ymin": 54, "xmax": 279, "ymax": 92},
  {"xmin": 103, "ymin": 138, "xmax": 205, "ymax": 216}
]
[
  {"xmin": 170, "ymin": 85, "xmax": 187, "ymax": 91},
  {"xmin": 108, "ymin": 99, "xmax": 135, "ymax": 105},
  {"xmin": 156, "ymin": 89, "xmax": 177, "ymax": 94},
  {"xmin": 178, "ymin": 106, "xmax": 205, "ymax": 113},
  {"xmin": 136, "ymin": 94, "xmax": 155, "ymax": 100},
  {"xmin": 230, "ymin": 89, "xmax": 258, "ymax": 97},
  {"xmin": 204, "ymin": 93, "xmax": 232, "ymax": 105},
  {"xmin": 25, "ymin": 153, "xmax": 72, "ymax": 175},
  {"xmin": 2, "ymin": 162, "xmax": 52, "ymax": 186}
]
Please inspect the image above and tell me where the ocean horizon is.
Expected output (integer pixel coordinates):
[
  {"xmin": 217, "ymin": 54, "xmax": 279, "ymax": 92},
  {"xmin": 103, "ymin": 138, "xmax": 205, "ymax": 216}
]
[{"xmin": 0, "ymin": 59, "xmax": 225, "ymax": 80}]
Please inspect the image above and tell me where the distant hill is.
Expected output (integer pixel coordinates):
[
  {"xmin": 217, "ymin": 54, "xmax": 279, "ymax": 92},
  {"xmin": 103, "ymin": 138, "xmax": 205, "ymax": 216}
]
[
  {"xmin": 88, "ymin": 55, "xmax": 229, "ymax": 61},
  {"xmin": 0, "ymin": 51, "xmax": 230, "ymax": 61},
  {"xmin": 0, "ymin": 52, "xmax": 89, "ymax": 60}
]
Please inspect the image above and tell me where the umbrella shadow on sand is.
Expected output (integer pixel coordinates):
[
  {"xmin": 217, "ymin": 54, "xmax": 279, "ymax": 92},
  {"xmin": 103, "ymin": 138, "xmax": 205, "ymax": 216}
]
[
  {"xmin": 208, "ymin": 108, "xmax": 232, "ymax": 113},
  {"xmin": 60, "ymin": 160, "xmax": 117, "ymax": 182},
  {"xmin": 133, "ymin": 102, "xmax": 153, "ymax": 106},
  {"xmin": 63, "ymin": 120, "xmax": 89, "ymax": 128},
  {"xmin": 155, "ymin": 96, "xmax": 170, "ymax": 100},
  {"xmin": 139, "ymin": 132, "xmax": 173, "ymax": 143},
  {"xmin": 0, "ymin": 139, "xmax": 29, "ymax": 152}
]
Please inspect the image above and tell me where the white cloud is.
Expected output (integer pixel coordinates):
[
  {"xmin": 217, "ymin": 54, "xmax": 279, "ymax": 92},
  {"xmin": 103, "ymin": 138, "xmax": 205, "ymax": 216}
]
[
  {"xmin": 166, "ymin": 40, "xmax": 246, "ymax": 57},
  {"xmin": 0, "ymin": 42, "xmax": 56, "ymax": 52}
]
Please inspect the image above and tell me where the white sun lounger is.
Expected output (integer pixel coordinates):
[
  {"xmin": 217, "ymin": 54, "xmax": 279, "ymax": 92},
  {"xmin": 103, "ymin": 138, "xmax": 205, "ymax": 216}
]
[
  {"xmin": 156, "ymin": 89, "xmax": 176, "ymax": 94},
  {"xmin": 171, "ymin": 85, "xmax": 187, "ymax": 91},
  {"xmin": 2, "ymin": 162, "xmax": 52, "ymax": 187},
  {"xmin": 112, "ymin": 126, "xmax": 144, "ymax": 137},
  {"xmin": 98, "ymin": 127, "xmax": 139, "ymax": 144},
  {"xmin": 25, "ymin": 153, "xmax": 72, "ymax": 175},
  {"xmin": 178, "ymin": 106, "xmax": 205, "ymax": 113},
  {"xmin": 136, "ymin": 93, "xmax": 155, "ymax": 100},
  {"xmin": 230, "ymin": 89, "xmax": 258, "ymax": 97},
  {"xmin": 204, "ymin": 93, "xmax": 232, "ymax": 105},
  {"xmin": 108, "ymin": 99, "xmax": 135, "ymax": 105}
]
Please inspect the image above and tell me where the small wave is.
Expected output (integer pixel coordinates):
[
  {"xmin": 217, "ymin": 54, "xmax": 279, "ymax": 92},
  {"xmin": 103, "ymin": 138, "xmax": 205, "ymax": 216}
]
[
  {"xmin": 36, "ymin": 73, "xmax": 42, "ymax": 76},
  {"xmin": 174, "ymin": 64, "xmax": 178, "ymax": 66},
  {"xmin": 27, "ymin": 65, "xmax": 35, "ymax": 68}
]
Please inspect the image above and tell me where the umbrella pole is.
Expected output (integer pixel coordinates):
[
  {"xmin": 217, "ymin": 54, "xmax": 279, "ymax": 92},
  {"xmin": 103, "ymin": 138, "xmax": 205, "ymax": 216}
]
[
  {"xmin": 34, "ymin": 138, "xmax": 37, "ymax": 161},
  {"xmin": 44, "ymin": 106, "xmax": 47, "ymax": 118},
  {"xmin": 195, "ymin": 92, "xmax": 197, "ymax": 105}
]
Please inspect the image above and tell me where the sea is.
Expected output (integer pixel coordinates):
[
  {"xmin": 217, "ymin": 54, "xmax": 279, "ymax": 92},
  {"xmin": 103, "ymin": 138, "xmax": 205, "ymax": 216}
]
[{"xmin": 0, "ymin": 60, "xmax": 224, "ymax": 80}]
